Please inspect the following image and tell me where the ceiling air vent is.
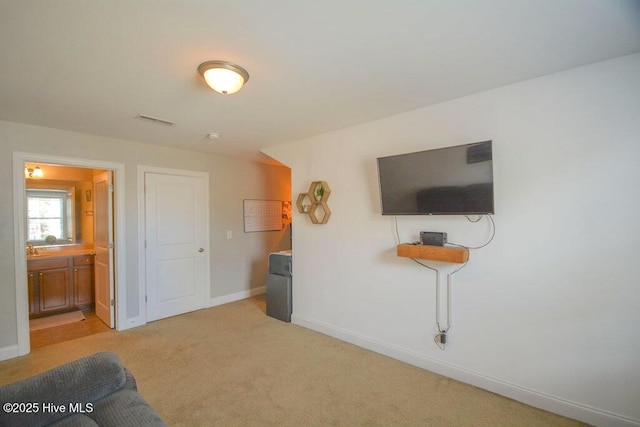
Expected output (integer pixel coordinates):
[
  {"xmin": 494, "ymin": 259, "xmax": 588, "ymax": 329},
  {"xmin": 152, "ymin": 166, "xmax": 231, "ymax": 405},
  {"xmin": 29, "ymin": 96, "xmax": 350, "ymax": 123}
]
[{"xmin": 136, "ymin": 114, "xmax": 176, "ymax": 127}]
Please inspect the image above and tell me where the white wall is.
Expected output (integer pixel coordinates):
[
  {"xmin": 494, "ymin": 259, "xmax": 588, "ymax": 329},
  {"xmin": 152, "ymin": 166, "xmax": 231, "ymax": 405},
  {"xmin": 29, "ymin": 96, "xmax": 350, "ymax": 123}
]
[
  {"xmin": 263, "ymin": 53, "xmax": 640, "ymax": 426},
  {"xmin": 0, "ymin": 122, "xmax": 290, "ymax": 355}
]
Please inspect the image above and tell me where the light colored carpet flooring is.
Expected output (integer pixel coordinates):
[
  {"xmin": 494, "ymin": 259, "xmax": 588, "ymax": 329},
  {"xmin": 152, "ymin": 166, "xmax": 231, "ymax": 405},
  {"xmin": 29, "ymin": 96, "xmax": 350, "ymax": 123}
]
[{"xmin": 0, "ymin": 296, "xmax": 584, "ymax": 426}]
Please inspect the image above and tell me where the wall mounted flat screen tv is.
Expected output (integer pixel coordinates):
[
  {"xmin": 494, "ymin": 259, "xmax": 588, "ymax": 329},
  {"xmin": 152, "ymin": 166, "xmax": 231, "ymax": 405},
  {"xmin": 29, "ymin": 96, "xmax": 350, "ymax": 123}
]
[{"xmin": 377, "ymin": 140, "xmax": 494, "ymax": 215}]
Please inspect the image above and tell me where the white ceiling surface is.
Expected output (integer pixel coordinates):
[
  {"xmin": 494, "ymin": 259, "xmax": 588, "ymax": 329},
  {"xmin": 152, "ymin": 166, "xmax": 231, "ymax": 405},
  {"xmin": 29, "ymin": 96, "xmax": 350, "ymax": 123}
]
[{"xmin": 1, "ymin": 1, "xmax": 639, "ymax": 162}]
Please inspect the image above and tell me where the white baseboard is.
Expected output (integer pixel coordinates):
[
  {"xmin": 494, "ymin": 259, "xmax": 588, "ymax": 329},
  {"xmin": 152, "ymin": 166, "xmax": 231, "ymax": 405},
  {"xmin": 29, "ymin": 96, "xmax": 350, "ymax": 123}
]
[
  {"xmin": 118, "ymin": 316, "xmax": 145, "ymax": 331},
  {"xmin": 210, "ymin": 286, "xmax": 266, "ymax": 307},
  {"xmin": 0, "ymin": 345, "xmax": 19, "ymax": 362},
  {"xmin": 291, "ymin": 313, "xmax": 639, "ymax": 427}
]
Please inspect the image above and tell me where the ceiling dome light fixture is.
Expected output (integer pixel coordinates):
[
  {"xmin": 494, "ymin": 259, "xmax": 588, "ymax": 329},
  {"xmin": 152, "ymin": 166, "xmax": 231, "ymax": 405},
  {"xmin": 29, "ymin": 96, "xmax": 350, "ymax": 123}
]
[{"xmin": 198, "ymin": 60, "xmax": 249, "ymax": 95}]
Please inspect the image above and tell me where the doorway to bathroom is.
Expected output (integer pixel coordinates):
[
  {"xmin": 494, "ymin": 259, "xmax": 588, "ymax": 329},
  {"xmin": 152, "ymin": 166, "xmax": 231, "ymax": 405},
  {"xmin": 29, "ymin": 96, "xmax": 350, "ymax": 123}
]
[
  {"xmin": 24, "ymin": 164, "xmax": 113, "ymax": 348},
  {"xmin": 13, "ymin": 152, "xmax": 126, "ymax": 356}
]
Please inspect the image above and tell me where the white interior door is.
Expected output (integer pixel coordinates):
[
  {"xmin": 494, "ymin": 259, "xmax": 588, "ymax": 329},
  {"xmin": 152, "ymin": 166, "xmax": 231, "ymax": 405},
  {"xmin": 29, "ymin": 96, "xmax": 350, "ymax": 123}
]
[
  {"xmin": 93, "ymin": 171, "xmax": 115, "ymax": 327},
  {"xmin": 145, "ymin": 172, "xmax": 208, "ymax": 322}
]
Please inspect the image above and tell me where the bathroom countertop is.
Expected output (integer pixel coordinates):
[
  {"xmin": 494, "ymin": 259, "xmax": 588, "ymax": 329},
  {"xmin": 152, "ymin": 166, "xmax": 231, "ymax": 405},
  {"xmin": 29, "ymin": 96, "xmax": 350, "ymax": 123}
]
[{"xmin": 27, "ymin": 249, "xmax": 96, "ymax": 260}]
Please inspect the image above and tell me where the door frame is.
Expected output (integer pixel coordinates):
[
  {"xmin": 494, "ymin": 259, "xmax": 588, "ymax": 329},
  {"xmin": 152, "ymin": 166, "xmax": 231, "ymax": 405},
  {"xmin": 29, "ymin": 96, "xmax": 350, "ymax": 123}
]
[
  {"xmin": 12, "ymin": 152, "xmax": 127, "ymax": 356},
  {"xmin": 137, "ymin": 165, "xmax": 211, "ymax": 323}
]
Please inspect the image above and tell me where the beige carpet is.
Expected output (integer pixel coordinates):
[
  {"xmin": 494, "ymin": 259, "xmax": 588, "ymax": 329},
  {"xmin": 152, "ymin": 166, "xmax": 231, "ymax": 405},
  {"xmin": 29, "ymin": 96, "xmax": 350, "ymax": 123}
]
[
  {"xmin": 1, "ymin": 297, "xmax": 584, "ymax": 426},
  {"xmin": 29, "ymin": 310, "xmax": 86, "ymax": 331}
]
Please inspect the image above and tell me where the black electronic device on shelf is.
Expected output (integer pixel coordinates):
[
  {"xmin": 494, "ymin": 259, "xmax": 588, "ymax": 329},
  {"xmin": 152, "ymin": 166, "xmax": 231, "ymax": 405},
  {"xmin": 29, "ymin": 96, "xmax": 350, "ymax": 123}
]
[{"xmin": 420, "ymin": 231, "xmax": 447, "ymax": 246}]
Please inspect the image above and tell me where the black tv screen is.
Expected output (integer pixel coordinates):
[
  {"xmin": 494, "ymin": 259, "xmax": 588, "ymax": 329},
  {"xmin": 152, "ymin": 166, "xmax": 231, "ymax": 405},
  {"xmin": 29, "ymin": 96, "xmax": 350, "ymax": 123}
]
[{"xmin": 377, "ymin": 141, "xmax": 494, "ymax": 215}]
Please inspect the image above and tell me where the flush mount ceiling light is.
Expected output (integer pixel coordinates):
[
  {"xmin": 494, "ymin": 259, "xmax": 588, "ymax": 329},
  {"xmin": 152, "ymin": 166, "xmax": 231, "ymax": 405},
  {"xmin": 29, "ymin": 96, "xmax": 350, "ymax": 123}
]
[{"xmin": 198, "ymin": 60, "xmax": 249, "ymax": 95}]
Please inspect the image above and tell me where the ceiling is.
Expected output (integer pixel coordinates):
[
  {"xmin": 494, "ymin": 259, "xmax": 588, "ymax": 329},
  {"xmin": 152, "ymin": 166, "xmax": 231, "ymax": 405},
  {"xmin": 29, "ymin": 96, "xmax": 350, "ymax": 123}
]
[{"xmin": 1, "ymin": 1, "xmax": 639, "ymax": 163}]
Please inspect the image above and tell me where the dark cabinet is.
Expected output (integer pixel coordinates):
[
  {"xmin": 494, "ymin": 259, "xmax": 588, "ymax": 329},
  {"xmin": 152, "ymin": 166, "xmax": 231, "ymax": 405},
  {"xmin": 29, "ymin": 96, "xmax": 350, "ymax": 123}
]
[
  {"xmin": 27, "ymin": 272, "xmax": 36, "ymax": 316},
  {"xmin": 38, "ymin": 267, "xmax": 71, "ymax": 313},
  {"xmin": 28, "ymin": 254, "xmax": 95, "ymax": 319},
  {"xmin": 73, "ymin": 256, "xmax": 95, "ymax": 309}
]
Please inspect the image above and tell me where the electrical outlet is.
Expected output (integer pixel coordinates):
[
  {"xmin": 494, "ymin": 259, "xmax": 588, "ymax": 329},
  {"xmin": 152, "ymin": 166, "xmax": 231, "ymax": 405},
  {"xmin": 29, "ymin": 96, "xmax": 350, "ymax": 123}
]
[{"xmin": 226, "ymin": 230, "xmax": 233, "ymax": 239}]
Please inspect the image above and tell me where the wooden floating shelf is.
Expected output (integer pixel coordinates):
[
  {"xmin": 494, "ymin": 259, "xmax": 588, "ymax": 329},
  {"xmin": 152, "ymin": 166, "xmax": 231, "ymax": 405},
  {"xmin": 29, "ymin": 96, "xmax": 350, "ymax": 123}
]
[
  {"xmin": 397, "ymin": 244, "xmax": 469, "ymax": 264},
  {"xmin": 296, "ymin": 180, "xmax": 331, "ymax": 224}
]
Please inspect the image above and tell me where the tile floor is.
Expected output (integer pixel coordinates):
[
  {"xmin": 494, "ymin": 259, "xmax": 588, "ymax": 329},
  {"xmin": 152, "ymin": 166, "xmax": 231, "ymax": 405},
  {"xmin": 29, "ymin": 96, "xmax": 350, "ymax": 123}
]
[{"xmin": 29, "ymin": 312, "xmax": 113, "ymax": 349}]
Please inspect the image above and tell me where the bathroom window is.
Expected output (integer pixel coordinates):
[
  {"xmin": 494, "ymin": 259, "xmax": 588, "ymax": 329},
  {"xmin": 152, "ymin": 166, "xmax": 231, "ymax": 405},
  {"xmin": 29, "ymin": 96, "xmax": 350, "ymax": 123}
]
[{"xmin": 26, "ymin": 189, "xmax": 74, "ymax": 244}]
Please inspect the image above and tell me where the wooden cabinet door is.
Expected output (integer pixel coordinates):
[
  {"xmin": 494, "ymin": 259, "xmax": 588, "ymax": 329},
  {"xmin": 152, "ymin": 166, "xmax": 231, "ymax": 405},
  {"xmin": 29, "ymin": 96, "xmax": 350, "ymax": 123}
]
[
  {"xmin": 74, "ymin": 265, "xmax": 94, "ymax": 306},
  {"xmin": 38, "ymin": 268, "xmax": 71, "ymax": 313},
  {"xmin": 27, "ymin": 272, "xmax": 38, "ymax": 316}
]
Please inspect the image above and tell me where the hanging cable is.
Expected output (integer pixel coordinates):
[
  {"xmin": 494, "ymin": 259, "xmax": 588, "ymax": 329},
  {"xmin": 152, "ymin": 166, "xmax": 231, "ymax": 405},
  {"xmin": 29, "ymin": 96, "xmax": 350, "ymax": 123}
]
[
  {"xmin": 464, "ymin": 214, "xmax": 483, "ymax": 223},
  {"xmin": 451, "ymin": 215, "xmax": 495, "ymax": 250},
  {"xmin": 435, "ymin": 269, "xmax": 442, "ymax": 330}
]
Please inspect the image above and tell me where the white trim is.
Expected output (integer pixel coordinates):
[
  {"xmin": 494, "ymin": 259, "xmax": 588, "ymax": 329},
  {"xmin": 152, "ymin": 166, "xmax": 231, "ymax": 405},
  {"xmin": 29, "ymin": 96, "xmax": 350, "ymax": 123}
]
[
  {"xmin": 12, "ymin": 152, "xmax": 128, "ymax": 357},
  {"xmin": 137, "ymin": 165, "xmax": 211, "ymax": 325},
  {"xmin": 291, "ymin": 313, "xmax": 640, "ymax": 427},
  {"xmin": 12, "ymin": 154, "xmax": 29, "ymax": 356},
  {"xmin": 210, "ymin": 286, "xmax": 266, "ymax": 307},
  {"xmin": 0, "ymin": 345, "xmax": 19, "ymax": 362},
  {"xmin": 120, "ymin": 316, "xmax": 145, "ymax": 330},
  {"xmin": 136, "ymin": 166, "xmax": 148, "ymax": 325}
]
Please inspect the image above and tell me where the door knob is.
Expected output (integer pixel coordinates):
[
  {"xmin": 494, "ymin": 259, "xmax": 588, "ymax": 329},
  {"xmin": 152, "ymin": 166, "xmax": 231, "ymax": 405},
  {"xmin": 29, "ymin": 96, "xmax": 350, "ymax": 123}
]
[{"xmin": 198, "ymin": 248, "xmax": 205, "ymax": 252}]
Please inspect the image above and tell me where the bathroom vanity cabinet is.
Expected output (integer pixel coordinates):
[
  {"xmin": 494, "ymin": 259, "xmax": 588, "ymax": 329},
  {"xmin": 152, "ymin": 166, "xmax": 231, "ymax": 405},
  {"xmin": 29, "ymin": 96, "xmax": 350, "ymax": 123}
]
[{"xmin": 27, "ymin": 254, "xmax": 95, "ymax": 318}]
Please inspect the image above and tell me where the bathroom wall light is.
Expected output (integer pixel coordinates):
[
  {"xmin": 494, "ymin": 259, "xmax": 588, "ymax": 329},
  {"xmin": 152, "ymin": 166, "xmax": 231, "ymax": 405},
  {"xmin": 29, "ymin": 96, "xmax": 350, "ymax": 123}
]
[
  {"xmin": 198, "ymin": 60, "xmax": 249, "ymax": 95},
  {"xmin": 25, "ymin": 165, "xmax": 43, "ymax": 178}
]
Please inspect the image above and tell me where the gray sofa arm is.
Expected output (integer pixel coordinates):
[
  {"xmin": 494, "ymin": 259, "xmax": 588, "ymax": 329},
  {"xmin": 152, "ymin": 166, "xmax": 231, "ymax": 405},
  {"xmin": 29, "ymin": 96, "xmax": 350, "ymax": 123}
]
[{"xmin": 0, "ymin": 352, "xmax": 129, "ymax": 426}]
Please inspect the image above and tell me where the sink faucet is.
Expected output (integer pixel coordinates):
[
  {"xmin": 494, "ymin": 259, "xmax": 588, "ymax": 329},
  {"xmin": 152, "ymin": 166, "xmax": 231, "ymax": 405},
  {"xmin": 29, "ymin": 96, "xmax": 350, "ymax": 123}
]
[{"xmin": 27, "ymin": 244, "xmax": 35, "ymax": 255}]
